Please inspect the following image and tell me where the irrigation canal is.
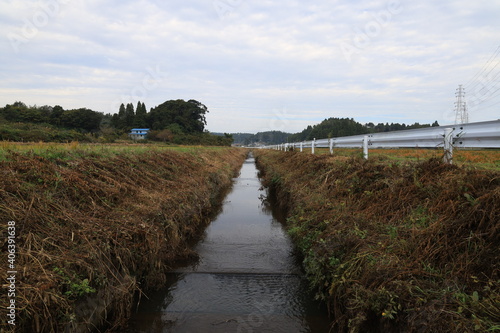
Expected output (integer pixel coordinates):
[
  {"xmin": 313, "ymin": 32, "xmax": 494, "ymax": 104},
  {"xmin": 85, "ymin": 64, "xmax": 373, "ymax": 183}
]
[{"xmin": 126, "ymin": 153, "xmax": 331, "ymax": 332}]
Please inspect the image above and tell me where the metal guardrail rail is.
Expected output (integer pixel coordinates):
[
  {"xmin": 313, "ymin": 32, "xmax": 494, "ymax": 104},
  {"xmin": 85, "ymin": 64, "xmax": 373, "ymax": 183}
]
[{"xmin": 262, "ymin": 120, "xmax": 500, "ymax": 163}]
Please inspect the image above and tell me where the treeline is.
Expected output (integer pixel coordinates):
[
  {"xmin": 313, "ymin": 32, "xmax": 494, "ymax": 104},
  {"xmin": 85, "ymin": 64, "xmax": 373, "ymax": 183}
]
[
  {"xmin": 365, "ymin": 120, "xmax": 440, "ymax": 133},
  {"xmin": 0, "ymin": 100, "xmax": 233, "ymax": 145},
  {"xmin": 230, "ymin": 131, "xmax": 291, "ymax": 146},
  {"xmin": 288, "ymin": 117, "xmax": 439, "ymax": 142},
  {"xmin": 0, "ymin": 102, "xmax": 102, "ymax": 132},
  {"xmin": 229, "ymin": 118, "xmax": 440, "ymax": 146}
]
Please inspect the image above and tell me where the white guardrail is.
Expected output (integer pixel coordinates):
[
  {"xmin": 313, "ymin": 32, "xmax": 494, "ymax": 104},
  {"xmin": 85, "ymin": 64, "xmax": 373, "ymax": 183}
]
[{"xmin": 262, "ymin": 120, "xmax": 500, "ymax": 164}]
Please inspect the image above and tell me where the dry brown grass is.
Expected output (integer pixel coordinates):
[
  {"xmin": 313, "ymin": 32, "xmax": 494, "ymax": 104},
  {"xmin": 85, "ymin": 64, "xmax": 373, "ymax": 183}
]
[
  {"xmin": 255, "ymin": 149, "xmax": 499, "ymax": 333},
  {"xmin": 308, "ymin": 147, "xmax": 500, "ymax": 170},
  {"xmin": 0, "ymin": 147, "xmax": 247, "ymax": 332}
]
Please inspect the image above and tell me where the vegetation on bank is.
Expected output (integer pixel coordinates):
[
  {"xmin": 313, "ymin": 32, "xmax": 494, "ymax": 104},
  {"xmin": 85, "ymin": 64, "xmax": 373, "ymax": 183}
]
[
  {"xmin": 0, "ymin": 100, "xmax": 233, "ymax": 145},
  {"xmin": 0, "ymin": 147, "xmax": 246, "ymax": 332},
  {"xmin": 255, "ymin": 150, "xmax": 499, "ymax": 332},
  {"xmin": 297, "ymin": 147, "xmax": 500, "ymax": 171},
  {"xmin": 0, "ymin": 141, "xmax": 233, "ymax": 162},
  {"xmin": 0, "ymin": 121, "xmax": 94, "ymax": 143}
]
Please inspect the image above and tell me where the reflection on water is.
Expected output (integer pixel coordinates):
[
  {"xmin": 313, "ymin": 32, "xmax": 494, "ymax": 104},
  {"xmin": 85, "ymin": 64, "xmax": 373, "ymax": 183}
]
[{"xmin": 126, "ymin": 155, "xmax": 331, "ymax": 332}]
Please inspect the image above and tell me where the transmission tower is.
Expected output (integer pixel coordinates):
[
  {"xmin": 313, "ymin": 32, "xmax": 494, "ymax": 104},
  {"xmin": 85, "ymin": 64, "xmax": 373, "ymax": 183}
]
[{"xmin": 454, "ymin": 84, "xmax": 469, "ymax": 124}]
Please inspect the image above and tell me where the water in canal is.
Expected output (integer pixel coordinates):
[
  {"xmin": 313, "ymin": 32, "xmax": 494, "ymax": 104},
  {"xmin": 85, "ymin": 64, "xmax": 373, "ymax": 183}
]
[{"xmin": 126, "ymin": 154, "xmax": 331, "ymax": 332}]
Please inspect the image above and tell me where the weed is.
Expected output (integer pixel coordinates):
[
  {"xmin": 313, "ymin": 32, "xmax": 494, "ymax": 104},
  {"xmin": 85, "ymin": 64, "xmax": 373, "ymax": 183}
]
[
  {"xmin": 386, "ymin": 225, "xmax": 398, "ymax": 239},
  {"xmin": 270, "ymin": 174, "xmax": 282, "ymax": 185},
  {"xmin": 406, "ymin": 206, "xmax": 433, "ymax": 229},
  {"xmin": 464, "ymin": 192, "xmax": 479, "ymax": 206},
  {"xmin": 329, "ymin": 256, "xmax": 341, "ymax": 267},
  {"xmin": 352, "ymin": 225, "xmax": 368, "ymax": 239},
  {"xmin": 53, "ymin": 267, "xmax": 96, "ymax": 299}
]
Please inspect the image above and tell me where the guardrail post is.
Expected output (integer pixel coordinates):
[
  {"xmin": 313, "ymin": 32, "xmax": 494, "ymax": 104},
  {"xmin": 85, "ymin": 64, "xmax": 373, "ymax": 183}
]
[
  {"xmin": 312, "ymin": 138, "xmax": 316, "ymax": 154},
  {"xmin": 443, "ymin": 128, "xmax": 453, "ymax": 164},
  {"xmin": 300, "ymin": 142, "xmax": 303, "ymax": 152},
  {"xmin": 329, "ymin": 138, "xmax": 333, "ymax": 155},
  {"xmin": 363, "ymin": 136, "xmax": 369, "ymax": 160}
]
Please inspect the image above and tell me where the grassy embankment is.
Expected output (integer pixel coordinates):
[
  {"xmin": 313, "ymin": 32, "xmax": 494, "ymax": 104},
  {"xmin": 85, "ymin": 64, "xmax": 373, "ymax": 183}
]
[
  {"xmin": 298, "ymin": 147, "xmax": 500, "ymax": 170},
  {"xmin": 0, "ymin": 141, "xmax": 232, "ymax": 161},
  {"xmin": 0, "ymin": 121, "xmax": 93, "ymax": 143},
  {"xmin": 0, "ymin": 144, "xmax": 247, "ymax": 332},
  {"xmin": 255, "ymin": 149, "xmax": 499, "ymax": 332}
]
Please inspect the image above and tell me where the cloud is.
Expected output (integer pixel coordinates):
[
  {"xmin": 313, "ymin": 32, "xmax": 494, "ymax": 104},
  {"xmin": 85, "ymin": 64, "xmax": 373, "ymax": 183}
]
[{"xmin": 0, "ymin": 0, "xmax": 499, "ymax": 133}]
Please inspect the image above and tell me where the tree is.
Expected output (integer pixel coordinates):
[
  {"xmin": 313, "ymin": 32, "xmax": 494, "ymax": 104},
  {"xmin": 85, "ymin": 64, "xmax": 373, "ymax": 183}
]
[
  {"xmin": 147, "ymin": 99, "xmax": 208, "ymax": 133},
  {"xmin": 134, "ymin": 101, "xmax": 147, "ymax": 128},
  {"xmin": 111, "ymin": 103, "xmax": 127, "ymax": 130},
  {"xmin": 288, "ymin": 118, "xmax": 367, "ymax": 142},
  {"xmin": 60, "ymin": 108, "xmax": 103, "ymax": 132},
  {"xmin": 156, "ymin": 129, "xmax": 174, "ymax": 142},
  {"xmin": 50, "ymin": 105, "xmax": 64, "ymax": 126},
  {"xmin": 124, "ymin": 103, "xmax": 135, "ymax": 128}
]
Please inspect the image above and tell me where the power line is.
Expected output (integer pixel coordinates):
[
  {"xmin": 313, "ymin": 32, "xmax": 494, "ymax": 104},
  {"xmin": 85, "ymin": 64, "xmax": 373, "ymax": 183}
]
[
  {"xmin": 465, "ymin": 60, "xmax": 500, "ymax": 94},
  {"xmin": 475, "ymin": 98, "xmax": 500, "ymax": 112},
  {"xmin": 467, "ymin": 73, "xmax": 500, "ymax": 108},
  {"xmin": 463, "ymin": 44, "xmax": 500, "ymax": 114},
  {"xmin": 464, "ymin": 44, "xmax": 500, "ymax": 89},
  {"xmin": 473, "ymin": 85, "xmax": 500, "ymax": 109}
]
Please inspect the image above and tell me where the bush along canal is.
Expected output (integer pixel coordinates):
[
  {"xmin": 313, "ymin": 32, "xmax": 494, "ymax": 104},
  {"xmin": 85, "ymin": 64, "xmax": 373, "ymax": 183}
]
[{"xmin": 125, "ymin": 153, "xmax": 332, "ymax": 332}]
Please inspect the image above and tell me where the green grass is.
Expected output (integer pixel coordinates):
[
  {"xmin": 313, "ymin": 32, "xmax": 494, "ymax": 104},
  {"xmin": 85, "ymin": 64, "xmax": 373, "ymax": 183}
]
[
  {"xmin": 290, "ymin": 147, "xmax": 500, "ymax": 170},
  {"xmin": 0, "ymin": 141, "xmax": 233, "ymax": 161}
]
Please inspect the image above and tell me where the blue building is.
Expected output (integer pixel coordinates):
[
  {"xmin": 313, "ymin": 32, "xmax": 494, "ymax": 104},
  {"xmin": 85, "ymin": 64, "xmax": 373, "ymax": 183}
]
[{"xmin": 129, "ymin": 128, "xmax": 150, "ymax": 140}]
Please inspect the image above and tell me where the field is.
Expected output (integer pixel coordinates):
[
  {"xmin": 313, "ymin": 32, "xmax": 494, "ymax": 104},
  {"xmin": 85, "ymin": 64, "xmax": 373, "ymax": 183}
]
[
  {"xmin": 2, "ymin": 142, "xmax": 498, "ymax": 332},
  {"xmin": 0, "ymin": 141, "xmax": 231, "ymax": 161},
  {"xmin": 292, "ymin": 147, "xmax": 500, "ymax": 170}
]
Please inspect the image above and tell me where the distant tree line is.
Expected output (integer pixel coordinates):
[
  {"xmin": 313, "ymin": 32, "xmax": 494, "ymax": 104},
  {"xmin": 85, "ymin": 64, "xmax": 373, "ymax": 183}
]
[
  {"xmin": 229, "ymin": 118, "xmax": 440, "ymax": 145},
  {"xmin": 228, "ymin": 131, "xmax": 291, "ymax": 146},
  {"xmin": 287, "ymin": 117, "xmax": 439, "ymax": 142},
  {"xmin": 0, "ymin": 100, "xmax": 232, "ymax": 145},
  {"xmin": 0, "ymin": 101, "xmax": 439, "ymax": 146},
  {"xmin": 365, "ymin": 120, "xmax": 440, "ymax": 133},
  {"xmin": 0, "ymin": 101, "xmax": 103, "ymax": 132}
]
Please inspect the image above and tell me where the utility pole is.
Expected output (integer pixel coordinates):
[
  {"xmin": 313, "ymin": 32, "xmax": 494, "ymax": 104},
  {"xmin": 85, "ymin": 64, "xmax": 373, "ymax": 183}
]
[{"xmin": 454, "ymin": 84, "xmax": 469, "ymax": 124}]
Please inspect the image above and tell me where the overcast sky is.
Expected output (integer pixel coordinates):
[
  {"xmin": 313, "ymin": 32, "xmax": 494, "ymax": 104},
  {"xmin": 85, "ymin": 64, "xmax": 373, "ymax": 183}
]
[{"xmin": 1, "ymin": 0, "xmax": 499, "ymax": 133}]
